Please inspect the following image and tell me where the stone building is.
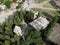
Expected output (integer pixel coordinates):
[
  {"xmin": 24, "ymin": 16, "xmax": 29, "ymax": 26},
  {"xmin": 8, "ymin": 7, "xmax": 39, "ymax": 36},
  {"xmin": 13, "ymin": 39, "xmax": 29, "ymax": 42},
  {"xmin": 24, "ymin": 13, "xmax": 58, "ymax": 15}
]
[{"xmin": 29, "ymin": 17, "xmax": 49, "ymax": 31}]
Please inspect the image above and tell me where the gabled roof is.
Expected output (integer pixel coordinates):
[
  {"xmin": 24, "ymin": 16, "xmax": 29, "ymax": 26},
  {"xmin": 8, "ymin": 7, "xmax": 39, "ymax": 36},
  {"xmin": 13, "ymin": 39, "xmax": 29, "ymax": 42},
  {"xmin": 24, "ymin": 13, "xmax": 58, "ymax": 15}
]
[
  {"xmin": 29, "ymin": 17, "xmax": 49, "ymax": 31},
  {"xmin": 14, "ymin": 26, "xmax": 23, "ymax": 36},
  {"xmin": 14, "ymin": 22, "xmax": 27, "ymax": 36}
]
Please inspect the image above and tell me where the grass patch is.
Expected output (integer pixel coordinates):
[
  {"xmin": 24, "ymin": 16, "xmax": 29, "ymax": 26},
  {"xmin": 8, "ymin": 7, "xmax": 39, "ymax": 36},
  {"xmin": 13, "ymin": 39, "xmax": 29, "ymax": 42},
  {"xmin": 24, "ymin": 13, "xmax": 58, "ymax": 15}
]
[{"xmin": 35, "ymin": 0, "xmax": 47, "ymax": 3}]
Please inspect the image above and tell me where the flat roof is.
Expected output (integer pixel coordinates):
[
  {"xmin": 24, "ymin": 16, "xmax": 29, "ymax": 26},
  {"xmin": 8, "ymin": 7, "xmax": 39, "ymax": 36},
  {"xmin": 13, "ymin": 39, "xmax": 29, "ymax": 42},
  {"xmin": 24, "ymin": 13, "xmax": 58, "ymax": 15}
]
[{"xmin": 29, "ymin": 17, "xmax": 49, "ymax": 31}]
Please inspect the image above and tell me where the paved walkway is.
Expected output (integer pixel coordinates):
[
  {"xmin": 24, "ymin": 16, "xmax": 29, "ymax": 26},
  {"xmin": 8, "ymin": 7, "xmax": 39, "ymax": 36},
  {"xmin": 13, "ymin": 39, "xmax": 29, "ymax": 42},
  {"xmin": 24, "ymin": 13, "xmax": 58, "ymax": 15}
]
[
  {"xmin": 26, "ymin": 4, "xmax": 58, "ymax": 11},
  {"xmin": 39, "ymin": 0, "xmax": 50, "ymax": 5},
  {"xmin": 0, "ymin": 9, "xmax": 16, "ymax": 24},
  {"xmin": 23, "ymin": 0, "xmax": 60, "ymax": 11}
]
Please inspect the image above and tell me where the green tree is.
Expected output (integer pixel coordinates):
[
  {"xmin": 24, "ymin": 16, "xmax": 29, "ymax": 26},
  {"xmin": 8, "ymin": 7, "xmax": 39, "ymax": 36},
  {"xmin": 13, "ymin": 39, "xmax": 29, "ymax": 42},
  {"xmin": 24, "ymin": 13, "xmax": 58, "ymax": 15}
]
[
  {"xmin": 5, "ymin": 40, "xmax": 10, "ymax": 45},
  {"xmin": 0, "ymin": 8, "xmax": 2, "ymax": 11},
  {"xmin": 0, "ymin": 34, "xmax": 4, "ymax": 39},
  {"xmin": 0, "ymin": 25, "xmax": 4, "ymax": 33},
  {"xmin": 0, "ymin": 0, "xmax": 4, "ymax": 3},
  {"xmin": 5, "ymin": 35, "xmax": 10, "ymax": 40},
  {"xmin": 13, "ymin": 0, "xmax": 16, "ymax": 2},
  {"xmin": 22, "ymin": 26, "xmax": 43, "ymax": 45},
  {"xmin": 13, "ymin": 11, "xmax": 23, "ymax": 25},
  {"xmin": 24, "ymin": 11, "xmax": 34, "ymax": 23},
  {"xmin": 0, "ymin": 41, "xmax": 4, "ymax": 45},
  {"xmin": 4, "ymin": 0, "xmax": 12, "ymax": 8},
  {"xmin": 44, "ymin": 16, "xmax": 58, "ymax": 38}
]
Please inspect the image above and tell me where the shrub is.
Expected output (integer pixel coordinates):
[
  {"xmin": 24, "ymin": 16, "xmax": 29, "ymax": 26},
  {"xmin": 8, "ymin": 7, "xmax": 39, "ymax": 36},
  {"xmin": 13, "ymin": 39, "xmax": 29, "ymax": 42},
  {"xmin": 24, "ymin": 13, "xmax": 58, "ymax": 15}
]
[
  {"xmin": 5, "ymin": 35, "xmax": 10, "ymax": 40},
  {"xmin": 24, "ymin": 11, "xmax": 34, "ymax": 23},
  {"xmin": 44, "ymin": 16, "xmax": 58, "ymax": 38},
  {"xmin": 4, "ymin": 0, "xmax": 12, "ymax": 8},
  {"xmin": 0, "ymin": 41, "xmax": 4, "ymax": 45},
  {"xmin": 0, "ymin": 34, "xmax": 4, "ymax": 40},
  {"xmin": 0, "ymin": 26, "xmax": 4, "ymax": 33},
  {"xmin": 5, "ymin": 40, "xmax": 10, "ymax": 45},
  {"xmin": 22, "ymin": 26, "xmax": 43, "ymax": 45}
]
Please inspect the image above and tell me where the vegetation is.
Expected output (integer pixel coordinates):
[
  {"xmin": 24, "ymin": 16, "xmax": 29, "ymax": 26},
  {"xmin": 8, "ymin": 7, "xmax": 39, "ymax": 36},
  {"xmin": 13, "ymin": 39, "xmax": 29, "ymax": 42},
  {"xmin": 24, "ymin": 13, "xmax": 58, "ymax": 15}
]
[
  {"xmin": 0, "ymin": 10, "xmax": 24, "ymax": 45},
  {"xmin": 47, "ymin": 16, "xmax": 58, "ymax": 37},
  {"xmin": 36, "ymin": 0, "xmax": 47, "ymax": 3},
  {"xmin": 20, "ymin": 26, "xmax": 43, "ymax": 45},
  {"xmin": 0, "ymin": 10, "xmax": 44, "ymax": 45},
  {"xmin": 5, "ymin": 40, "xmax": 10, "ymax": 45},
  {"xmin": 0, "ymin": 8, "xmax": 2, "ymax": 11},
  {"xmin": 0, "ymin": 0, "xmax": 4, "ymax": 3},
  {"xmin": 13, "ymin": 0, "xmax": 16, "ymax": 2},
  {"xmin": 57, "ymin": 16, "xmax": 60, "ymax": 24},
  {"xmin": 4, "ymin": 0, "xmax": 12, "ymax": 8},
  {"xmin": 24, "ymin": 11, "xmax": 34, "ymax": 23},
  {"xmin": 41, "ymin": 15, "xmax": 58, "ymax": 38},
  {"xmin": 0, "ymin": 7, "xmax": 59, "ymax": 45}
]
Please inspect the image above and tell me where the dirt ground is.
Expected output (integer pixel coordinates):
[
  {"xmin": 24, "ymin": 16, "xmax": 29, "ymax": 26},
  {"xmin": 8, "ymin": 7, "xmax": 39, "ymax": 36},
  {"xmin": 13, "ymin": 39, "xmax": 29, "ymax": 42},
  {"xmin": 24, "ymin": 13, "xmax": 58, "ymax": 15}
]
[{"xmin": 48, "ymin": 23, "xmax": 60, "ymax": 45}]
